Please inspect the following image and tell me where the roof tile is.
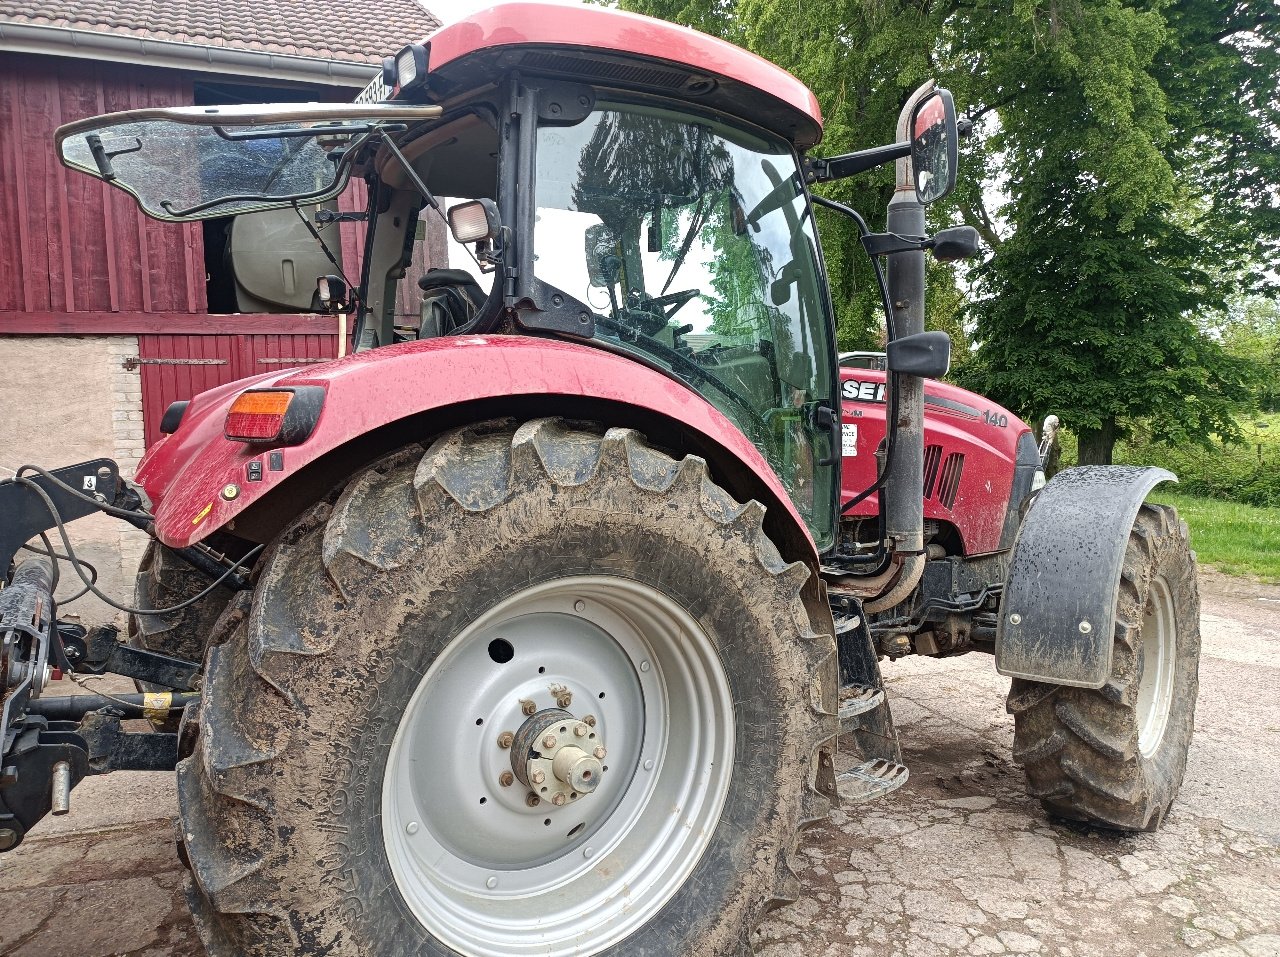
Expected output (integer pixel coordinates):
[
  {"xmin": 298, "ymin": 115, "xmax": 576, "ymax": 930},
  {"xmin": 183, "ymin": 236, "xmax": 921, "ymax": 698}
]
[{"xmin": 0, "ymin": 0, "xmax": 440, "ymax": 64}]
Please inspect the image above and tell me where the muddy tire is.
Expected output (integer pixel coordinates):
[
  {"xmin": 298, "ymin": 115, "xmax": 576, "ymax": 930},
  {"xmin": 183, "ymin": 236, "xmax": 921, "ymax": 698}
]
[
  {"xmin": 129, "ymin": 540, "xmax": 234, "ymax": 668},
  {"xmin": 130, "ymin": 541, "xmax": 235, "ymax": 730},
  {"xmin": 177, "ymin": 418, "xmax": 838, "ymax": 956},
  {"xmin": 1008, "ymin": 503, "xmax": 1199, "ymax": 831}
]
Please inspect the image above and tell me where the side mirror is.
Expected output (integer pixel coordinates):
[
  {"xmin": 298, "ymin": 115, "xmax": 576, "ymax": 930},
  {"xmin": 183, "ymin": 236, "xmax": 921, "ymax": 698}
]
[
  {"xmin": 930, "ymin": 225, "xmax": 981, "ymax": 262},
  {"xmin": 909, "ymin": 89, "xmax": 959, "ymax": 205}
]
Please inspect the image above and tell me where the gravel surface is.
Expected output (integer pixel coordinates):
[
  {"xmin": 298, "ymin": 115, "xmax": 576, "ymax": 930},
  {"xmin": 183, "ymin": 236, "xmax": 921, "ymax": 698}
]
[{"xmin": 2, "ymin": 572, "xmax": 1277, "ymax": 957}]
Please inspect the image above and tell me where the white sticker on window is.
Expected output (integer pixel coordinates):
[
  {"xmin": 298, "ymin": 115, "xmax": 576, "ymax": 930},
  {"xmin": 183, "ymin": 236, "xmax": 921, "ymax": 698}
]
[{"xmin": 842, "ymin": 423, "xmax": 858, "ymax": 457}]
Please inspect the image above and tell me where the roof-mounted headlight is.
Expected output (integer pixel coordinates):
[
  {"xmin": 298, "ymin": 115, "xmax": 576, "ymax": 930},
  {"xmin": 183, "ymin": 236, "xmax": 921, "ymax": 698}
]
[{"xmin": 395, "ymin": 43, "xmax": 429, "ymax": 94}]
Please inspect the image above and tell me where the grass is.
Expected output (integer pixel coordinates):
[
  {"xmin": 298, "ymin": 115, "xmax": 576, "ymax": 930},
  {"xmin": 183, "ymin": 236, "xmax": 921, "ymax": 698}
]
[{"xmin": 1147, "ymin": 489, "xmax": 1280, "ymax": 583}]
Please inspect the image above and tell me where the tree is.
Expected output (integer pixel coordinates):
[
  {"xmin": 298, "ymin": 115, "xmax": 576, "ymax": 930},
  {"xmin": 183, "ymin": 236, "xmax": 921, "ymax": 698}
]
[
  {"xmin": 1215, "ymin": 297, "xmax": 1280, "ymax": 412},
  {"xmin": 952, "ymin": 0, "xmax": 1272, "ymax": 461}
]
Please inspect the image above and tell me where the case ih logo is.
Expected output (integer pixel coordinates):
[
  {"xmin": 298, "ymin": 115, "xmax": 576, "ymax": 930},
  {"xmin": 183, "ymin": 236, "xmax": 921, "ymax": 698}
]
[{"xmin": 842, "ymin": 379, "xmax": 887, "ymax": 403}]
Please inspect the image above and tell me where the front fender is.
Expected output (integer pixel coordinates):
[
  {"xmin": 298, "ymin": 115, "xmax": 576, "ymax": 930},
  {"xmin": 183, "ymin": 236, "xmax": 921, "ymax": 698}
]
[
  {"xmin": 994, "ymin": 465, "xmax": 1176, "ymax": 688},
  {"xmin": 138, "ymin": 335, "xmax": 818, "ymax": 563}
]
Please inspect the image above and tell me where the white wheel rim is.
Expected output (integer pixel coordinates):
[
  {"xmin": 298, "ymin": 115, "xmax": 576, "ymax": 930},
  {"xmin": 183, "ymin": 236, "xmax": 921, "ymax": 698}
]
[
  {"xmin": 1136, "ymin": 576, "xmax": 1176, "ymax": 757},
  {"xmin": 382, "ymin": 575, "xmax": 735, "ymax": 957}
]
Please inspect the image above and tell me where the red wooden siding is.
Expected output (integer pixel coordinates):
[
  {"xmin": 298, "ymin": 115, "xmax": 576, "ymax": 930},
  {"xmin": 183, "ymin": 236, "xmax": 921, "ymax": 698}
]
[
  {"xmin": 137, "ymin": 333, "xmax": 343, "ymax": 446},
  {"xmin": 0, "ymin": 53, "xmax": 206, "ymax": 317}
]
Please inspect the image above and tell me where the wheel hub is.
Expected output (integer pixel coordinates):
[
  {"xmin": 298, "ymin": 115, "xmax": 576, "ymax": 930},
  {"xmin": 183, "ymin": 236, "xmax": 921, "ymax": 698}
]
[{"xmin": 510, "ymin": 708, "xmax": 607, "ymax": 806}]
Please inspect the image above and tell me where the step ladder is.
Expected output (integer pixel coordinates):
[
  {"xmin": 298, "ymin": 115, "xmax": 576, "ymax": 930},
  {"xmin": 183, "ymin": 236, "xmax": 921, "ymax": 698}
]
[{"xmin": 836, "ymin": 757, "xmax": 910, "ymax": 805}]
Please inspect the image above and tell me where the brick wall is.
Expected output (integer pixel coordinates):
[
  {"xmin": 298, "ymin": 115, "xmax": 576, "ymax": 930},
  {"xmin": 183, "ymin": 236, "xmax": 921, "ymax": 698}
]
[{"xmin": 0, "ymin": 336, "xmax": 151, "ymax": 626}]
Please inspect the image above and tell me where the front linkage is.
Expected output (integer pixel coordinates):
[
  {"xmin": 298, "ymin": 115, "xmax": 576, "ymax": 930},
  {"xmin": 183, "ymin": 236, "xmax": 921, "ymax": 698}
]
[{"xmin": 0, "ymin": 461, "xmax": 212, "ymax": 850}]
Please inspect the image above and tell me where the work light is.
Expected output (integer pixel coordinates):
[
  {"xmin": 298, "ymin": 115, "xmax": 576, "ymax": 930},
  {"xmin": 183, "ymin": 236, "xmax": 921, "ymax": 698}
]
[
  {"xmin": 447, "ymin": 199, "xmax": 501, "ymax": 244},
  {"xmin": 395, "ymin": 44, "xmax": 429, "ymax": 93}
]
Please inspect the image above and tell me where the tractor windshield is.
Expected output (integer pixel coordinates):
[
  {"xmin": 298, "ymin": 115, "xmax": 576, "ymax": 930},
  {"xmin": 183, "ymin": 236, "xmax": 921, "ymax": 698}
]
[{"xmin": 534, "ymin": 103, "xmax": 838, "ymax": 546}]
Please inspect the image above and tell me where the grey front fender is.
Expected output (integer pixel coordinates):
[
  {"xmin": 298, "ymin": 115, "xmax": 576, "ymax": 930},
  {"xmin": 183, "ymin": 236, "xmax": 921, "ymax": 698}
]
[{"xmin": 995, "ymin": 465, "xmax": 1177, "ymax": 689}]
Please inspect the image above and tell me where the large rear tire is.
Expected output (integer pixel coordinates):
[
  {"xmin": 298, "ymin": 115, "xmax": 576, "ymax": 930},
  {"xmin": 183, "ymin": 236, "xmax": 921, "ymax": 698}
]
[
  {"xmin": 1008, "ymin": 503, "xmax": 1200, "ymax": 831},
  {"xmin": 177, "ymin": 418, "xmax": 838, "ymax": 956}
]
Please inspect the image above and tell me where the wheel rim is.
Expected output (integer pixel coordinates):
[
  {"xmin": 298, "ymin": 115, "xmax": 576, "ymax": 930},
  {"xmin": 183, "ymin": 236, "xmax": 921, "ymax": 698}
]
[
  {"xmin": 382, "ymin": 575, "xmax": 735, "ymax": 957},
  {"xmin": 1136, "ymin": 575, "xmax": 1176, "ymax": 757}
]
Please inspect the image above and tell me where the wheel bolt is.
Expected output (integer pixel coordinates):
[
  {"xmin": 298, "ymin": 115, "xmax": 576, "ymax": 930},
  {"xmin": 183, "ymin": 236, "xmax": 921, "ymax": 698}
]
[
  {"xmin": 551, "ymin": 793, "xmax": 567, "ymax": 806},
  {"xmin": 593, "ymin": 746, "xmax": 606, "ymax": 760},
  {"xmin": 531, "ymin": 770, "xmax": 545, "ymax": 785},
  {"xmin": 542, "ymin": 734, "xmax": 557, "ymax": 750},
  {"xmin": 520, "ymin": 698, "xmax": 537, "ymax": 716},
  {"xmin": 496, "ymin": 731, "xmax": 514, "ymax": 749},
  {"xmin": 499, "ymin": 771, "xmax": 514, "ymax": 788},
  {"xmin": 574, "ymin": 723, "xmax": 588, "ymax": 738},
  {"xmin": 525, "ymin": 793, "xmax": 541, "ymax": 807},
  {"xmin": 583, "ymin": 715, "xmax": 596, "ymax": 727},
  {"xmin": 555, "ymin": 691, "xmax": 573, "ymax": 708}
]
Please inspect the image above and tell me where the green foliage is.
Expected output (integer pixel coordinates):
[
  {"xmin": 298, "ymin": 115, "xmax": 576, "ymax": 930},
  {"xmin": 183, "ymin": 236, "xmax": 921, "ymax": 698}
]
[
  {"xmin": 1211, "ymin": 297, "xmax": 1280, "ymax": 412},
  {"xmin": 1117, "ymin": 414, "xmax": 1280, "ymax": 507},
  {"xmin": 1146, "ymin": 489, "xmax": 1280, "ymax": 583}
]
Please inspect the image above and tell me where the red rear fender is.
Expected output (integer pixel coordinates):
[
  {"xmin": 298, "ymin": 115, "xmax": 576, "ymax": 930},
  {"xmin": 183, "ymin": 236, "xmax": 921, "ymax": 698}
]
[{"xmin": 137, "ymin": 336, "xmax": 818, "ymax": 564}]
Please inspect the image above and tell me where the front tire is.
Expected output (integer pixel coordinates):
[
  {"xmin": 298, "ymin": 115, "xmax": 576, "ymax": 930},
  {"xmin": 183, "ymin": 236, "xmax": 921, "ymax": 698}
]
[
  {"xmin": 178, "ymin": 418, "xmax": 838, "ymax": 956},
  {"xmin": 1008, "ymin": 503, "xmax": 1200, "ymax": 831}
]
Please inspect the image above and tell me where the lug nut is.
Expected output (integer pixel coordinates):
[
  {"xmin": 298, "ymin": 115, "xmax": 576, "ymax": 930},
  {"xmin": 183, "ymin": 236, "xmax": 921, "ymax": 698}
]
[
  {"xmin": 531, "ymin": 770, "xmax": 545, "ymax": 785},
  {"xmin": 593, "ymin": 746, "xmax": 606, "ymax": 760},
  {"xmin": 555, "ymin": 691, "xmax": 573, "ymax": 708},
  {"xmin": 583, "ymin": 715, "xmax": 597, "ymax": 727},
  {"xmin": 525, "ymin": 793, "xmax": 541, "ymax": 807},
  {"xmin": 542, "ymin": 734, "xmax": 558, "ymax": 750},
  {"xmin": 497, "ymin": 731, "xmax": 514, "ymax": 749},
  {"xmin": 499, "ymin": 771, "xmax": 514, "ymax": 788},
  {"xmin": 520, "ymin": 698, "xmax": 537, "ymax": 716},
  {"xmin": 551, "ymin": 793, "xmax": 567, "ymax": 806},
  {"xmin": 574, "ymin": 723, "xmax": 588, "ymax": 738}
]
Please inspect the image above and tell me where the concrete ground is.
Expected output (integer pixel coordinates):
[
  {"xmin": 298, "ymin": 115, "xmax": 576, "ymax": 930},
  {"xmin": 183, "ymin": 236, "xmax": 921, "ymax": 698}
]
[{"xmin": 2, "ymin": 571, "xmax": 1277, "ymax": 957}]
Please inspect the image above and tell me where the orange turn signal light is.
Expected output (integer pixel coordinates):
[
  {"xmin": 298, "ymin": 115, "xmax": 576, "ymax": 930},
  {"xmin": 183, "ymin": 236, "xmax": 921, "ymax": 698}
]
[{"xmin": 224, "ymin": 387, "xmax": 324, "ymax": 445}]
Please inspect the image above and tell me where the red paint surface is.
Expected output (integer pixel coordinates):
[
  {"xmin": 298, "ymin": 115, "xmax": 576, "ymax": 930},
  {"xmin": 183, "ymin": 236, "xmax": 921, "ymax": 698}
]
[
  {"xmin": 423, "ymin": 3, "xmax": 822, "ymax": 132},
  {"xmin": 839, "ymin": 368, "xmax": 1031, "ymax": 554},
  {"xmin": 138, "ymin": 335, "xmax": 816, "ymax": 559}
]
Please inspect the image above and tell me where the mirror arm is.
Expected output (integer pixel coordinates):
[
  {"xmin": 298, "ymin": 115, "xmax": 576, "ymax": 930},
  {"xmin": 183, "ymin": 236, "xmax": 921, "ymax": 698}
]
[{"xmin": 805, "ymin": 141, "xmax": 910, "ymax": 183}]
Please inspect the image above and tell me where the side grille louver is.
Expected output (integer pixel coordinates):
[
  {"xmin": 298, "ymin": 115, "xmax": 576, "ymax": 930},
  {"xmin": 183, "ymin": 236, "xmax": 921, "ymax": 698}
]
[
  {"xmin": 518, "ymin": 51, "xmax": 691, "ymax": 90},
  {"xmin": 922, "ymin": 444, "xmax": 943, "ymax": 499},
  {"xmin": 936, "ymin": 452, "xmax": 965, "ymax": 510}
]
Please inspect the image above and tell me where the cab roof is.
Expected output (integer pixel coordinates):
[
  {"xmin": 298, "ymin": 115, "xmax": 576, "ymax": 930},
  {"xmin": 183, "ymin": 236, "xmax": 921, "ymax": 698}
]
[{"xmin": 416, "ymin": 3, "xmax": 825, "ymax": 148}]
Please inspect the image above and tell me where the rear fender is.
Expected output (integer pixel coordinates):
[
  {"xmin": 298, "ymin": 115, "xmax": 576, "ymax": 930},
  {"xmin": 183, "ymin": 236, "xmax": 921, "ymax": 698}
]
[
  {"xmin": 137, "ymin": 336, "xmax": 819, "ymax": 566},
  {"xmin": 994, "ymin": 465, "xmax": 1176, "ymax": 688}
]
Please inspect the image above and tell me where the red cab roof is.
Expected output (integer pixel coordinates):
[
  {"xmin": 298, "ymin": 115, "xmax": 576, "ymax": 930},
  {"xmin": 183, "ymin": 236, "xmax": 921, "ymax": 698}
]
[{"xmin": 421, "ymin": 3, "xmax": 825, "ymax": 147}]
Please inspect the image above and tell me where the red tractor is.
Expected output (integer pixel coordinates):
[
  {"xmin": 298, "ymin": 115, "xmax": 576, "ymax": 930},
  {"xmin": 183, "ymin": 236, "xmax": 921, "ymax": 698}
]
[{"xmin": 0, "ymin": 5, "xmax": 1199, "ymax": 954}]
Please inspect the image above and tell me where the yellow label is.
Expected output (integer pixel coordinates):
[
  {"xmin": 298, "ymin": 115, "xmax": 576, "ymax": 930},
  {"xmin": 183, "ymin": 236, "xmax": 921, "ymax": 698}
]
[
  {"xmin": 143, "ymin": 692, "xmax": 172, "ymax": 722},
  {"xmin": 192, "ymin": 502, "xmax": 214, "ymax": 526}
]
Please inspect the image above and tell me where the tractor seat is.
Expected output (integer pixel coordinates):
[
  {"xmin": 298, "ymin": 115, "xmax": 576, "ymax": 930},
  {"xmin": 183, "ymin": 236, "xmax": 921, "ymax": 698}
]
[{"xmin": 419, "ymin": 268, "xmax": 487, "ymax": 338}]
